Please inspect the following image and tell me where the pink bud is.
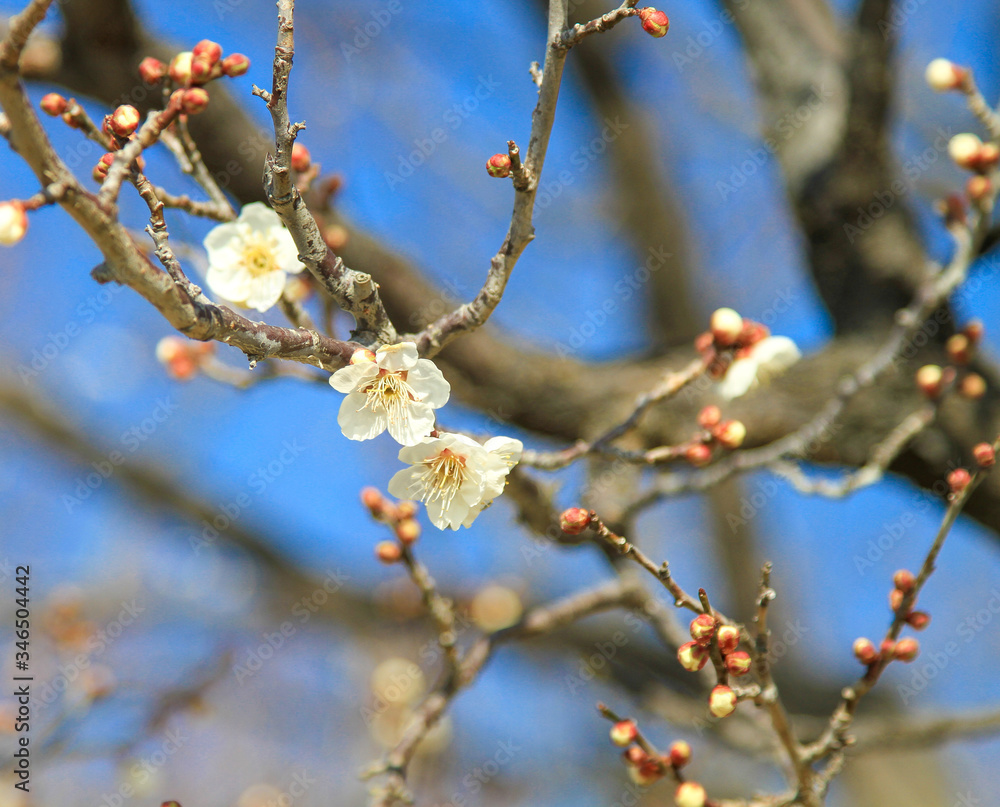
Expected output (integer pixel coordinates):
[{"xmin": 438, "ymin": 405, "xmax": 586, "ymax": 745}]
[
  {"xmin": 959, "ymin": 373, "xmax": 987, "ymax": 399},
  {"xmin": 964, "ymin": 320, "xmax": 984, "ymax": 344},
  {"xmin": 677, "ymin": 641, "xmax": 710, "ymax": 672},
  {"xmin": 350, "ymin": 348, "xmax": 377, "ymax": 365},
  {"xmin": 395, "ymin": 519, "xmax": 420, "ymax": 546},
  {"xmin": 667, "ymin": 739, "xmax": 691, "ymax": 768},
  {"xmin": 221, "ymin": 53, "xmax": 250, "ymax": 77},
  {"xmin": 110, "ymin": 105, "xmax": 141, "ymax": 138},
  {"xmin": 713, "ymin": 419, "xmax": 746, "ymax": 450},
  {"xmin": 169, "ymin": 51, "xmax": 194, "ymax": 85},
  {"xmin": 610, "ymin": 719, "xmax": 638, "ymax": 747},
  {"xmin": 967, "ymin": 175, "xmax": 992, "ymax": 204},
  {"xmin": 906, "ymin": 611, "xmax": 931, "ymax": 630},
  {"xmin": 725, "ymin": 650, "xmax": 752, "ymax": 676},
  {"xmin": 697, "ymin": 405, "xmax": 721, "ymax": 429},
  {"xmin": 893, "ymin": 569, "xmax": 915, "ymax": 593},
  {"xmin": 180, "ymin": 88, "xmax": 210, "ymax": 115},
  {"xmin": 947, "ymin": 468, "xmax": 972, "ymax": 495},
  {"xmin": 192, "ymin": 39, "xmax": 223, "ymax": 65},
  {"xmin": 486, "ymin": 153, "xmax": 511, "ymax": 178},
  {"xmin": 375, "ymin": 541, "xmax": 402, "ymax": 564},
  {"xmin": 889, "ymin": 588, "xmax": 905, "ymax": 612},
  {"xmin": 637, "ymin": 7, "xmax": 670, "ymax": 38},
  {"xmin": 915, "ymin": 364, "xmax": 944, "ymax": 398},
  {"xmin": 689, "ymin": 614, "xmax": 717, "ymax": 645},
  {"xmin": 708, "ymin": 685, "xmax": 737, "ymax": 718},
  {"xmin": 684, "ymin": 443, "xmax": 713, "ymax": 467},
  {"xmin": 291, "ymin": 142, "xmax": 312, "ymax": 172},
  {"xmin": 893, "ymin": 638, "xmax": 920, "ymax": 662},
  {"xmin": 853, "ymin": 637, "xmax": 878, "ymax": 665},
  {"xmin": 360, "ymin": 487, "xmax": 385, "ymax": 517},
  {"xmin": 0, "ymin": 201, "xmax": 28, "ymax": 246},
  {"xmin": 716, "ymin": 624, "xmax": 740, "ymax": 655},
  {"xmin": 560, "ymin": 507, "xmax": 592, "ymax": 535},
  {"xmin": 40, "ymin": 92, "xmax": 67, "ymax": 116},
  {"xmin": 138, "ymin": 57, "xmax": 166, "ymax": 84},
  {"xmin": 973, "ymin": 443, "xmax": 996, "ymax": 468}
]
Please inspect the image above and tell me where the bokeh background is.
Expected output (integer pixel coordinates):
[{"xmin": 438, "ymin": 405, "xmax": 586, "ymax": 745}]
[{"xmin": 1, "ymin": 0, "xmax": 1000, "ymax": 805}]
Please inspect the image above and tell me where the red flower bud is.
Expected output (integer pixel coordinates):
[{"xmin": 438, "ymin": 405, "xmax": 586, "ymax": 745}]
[
  {"xmin": 610, "ymin": 719, "xmax": 638, "ymax": 747},
  {"xmin": 677, "ymin": 641, "xmax": 710, "ymax": 672},
  {"xmin": 684, "ymin": 443, "xmax": 713, "ymax": 467},
  {"xmin": 180, "ymin": 88, "xmax": 210, "ymax": 115},
  {"xmin": 560, "ymin": 507, "xmax": 592, "ymax": 535},
  {"xmin": 138, "ymin": 57, "xmax": 166, "ymax": 84},
  {"xmin": 360, "ymin": 487, "xmax": 385, "ymax": 517},
  {"xmin": 638, "ymin": 7, "xmax": 670, "ymax": 38},
  {"xmin": 221, "ymin": 53, "xmax": 251, "ymax": 77},
  {"xmin": 853, "ymin": 637, "xmax": 878, "ymax": 665},
  {"xmin": 947, "ymin": 468, "xmax": 972, "ymax": 495},
  {"xmin": 169, "ymin": 52, "xmax": 194, "ymax": 85},
  {"xmin": 395, "ymin": 519, "xmax": 420, "ymax": 545},
  {"xmin": 716, "ymin": 624, "xmax": 740, "ymax": 655},
  {"xmin": 713, "ymin": 419, "xmax": 746, "ymax": 450},
  {"xmin": 486, "ymin": 153, "xmax": 511, "ymax": 178},
  {"xmin": 667, "ymin": 739, "xmax": 691, "ymax": 768},
  {"xmin": 689, "ymin": 614, "xmax": 717, "ymax": 645},
  {"xmin": 375, "ymin": 541, "xmax": 402, "ymax": 564},
  {"xmin": 959, "ymin": 373, "xmax": 986, "ymax": 399},
  {"xmin": 893, "ymin": 569, "xmax": 915, "ymax": 593},
  {"xmin": 889, "ymin": 588, "xmax": 905, "ymax": 612},
  {"xmin": 192, "ymin": 39, "xmax": 223, "ymax": 65},
  {"xmin": 893, "ymin": 637, "xmax": 920, "ymax": 662},
  {"xmin": 291, "ymin": 142, "xmax": 312, "ymax": 172},
  {"xmin": 708, "ymin": 684, "xmax": 737, "ymax": 718},
  {"xmin": 967, "ymin": 175, "xmax": 992, "ymax": 204},
  {"xmin": 110, "ymin": 105, "xmax": 141, "ymax": 138},
  {"xmin": 973, "ymin": 443, "xmax": 996, "ymax": 468},
  {"xmin": 40, "ymin": 92, "xmax": 67, "ymax": 116},
  {"xmin": 725, "ymin": 650, "xmax": 752, "ymax": 676},
  {"xmin": 963, "ymin": 320, "xmax": 984, "ymax": 344},
  {"xmin": 698, "ymin": 405, "xmax": 721, "ymax": 429},
  {"xmin": 906, "ymin": 611, "xmax": 931, "ymax": 630}
]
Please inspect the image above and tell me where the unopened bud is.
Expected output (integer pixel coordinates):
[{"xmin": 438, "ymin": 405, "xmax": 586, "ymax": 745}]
[
  {"xmin": 638, "ymin": 7, "xmax": 670, "ymax": 37},
  {"xmin": 110, "ymin": 105, "xmax": 141, "ymax": 137},
  {"xmin": 725, "ymin": 650, "xmax": 752, "ymax": 676},
  {"xmin": 925, "ymin": 58, "xmax": 967, "ymax": 92},
  {"xmin": 959, "ymin": 372, "xmax": 986, "ymax": 399},
  {"xmin": 947, "ymin": 467, "xmax": 972, "ymax": 495},
  {"xmin": 893, "ymin": 569, "xmax": 915, "ymax": 593},
  {"xmin": 677, "ymin": 641, "xmax": 710, "ymax": 672},
  {"xmin": 716, "ymin": 624, "xmax": 740, "ymax": 655},
  {"xmin": 889, "ymin": 588, "xmax": 905, "ymax": 612},
  {"xmin": 350, "ymin": 348, "xmax": 377, "ymax": 365},
  {"xmin": 689, "ymin": 614, "xmax": 717, "ymax": 645},
  {"xmin": 946, "ymin": 333, "xmax": 972, "ymax": 365},
  {"xmin": 92, "ymin": 152, "xmax": 115, "ymax": 182},
  {"xmin": 40, "ymin": 92, "xmax": 67, "ymax": 116},
  {"xmin": 979, "ymin": 142, "xmax": 1000, "ymax": 170},
  {"xmin": 221, "ymin": 53, "xmax": 250, "ymax": 77},
  {"xmin": 906, "ymin": 611, "xmax": 931, "ymax": 630},
  {"xmin": 181, "ymin": 88, "xmax": 210, "ymax": 115},
  {"xmin": 714, "ymin": 419, "xmax": 746, "ymax": 450},
  {"xmin": 684, "ymin": 443, "xmax": 713, "ymax": 467},
  {"xmin": 698, "ymin": 405, "xmax": 721, "ymax": 429},
  {"xmin": 708, "ymin": 685, "xmax": 737, "ymax": 718},
  {"xmin": 486, "ymin": 153, "xmax": 511, "ymax": 178},
  {"xmin": 949, "ymin": 133, "xmax": 984, "ymax": 170},
  {"xmin": 395, "ymin": 519, "xmax": 420, "ymax": 545},
  {"xmin": 360, "ymin": 487, "xmax": 385, "ymax": 516},
  {"xmin": 627, "ymin": 756, "xmax": 663, "ymax": 786},
  {"xmin": 169, "ymin": 51, "xmax": 194, "ymax": 85},
  {"xmin": 963, "ymin": 320, "xmax": 984, "ymax": 344},
  {"xmin": 853, "ymin": 637, "xmax": 878, "ymax": 665},
  {"xmin": 667, "ymin": 740, "xmax": 691, "ymax": 768},
  {"xmin": 710, "ymin": 307, "xmax": 743, "ymax": 347},
  {"xmin": 915, "ymin": 364, "xmax": 944, "ymax": 398},
  {"xmin": 291, "ymin": 142, "xmax": 312, "ymax": 172},
  {"xmin": 893, "ymin": 637, "xmax": 920, "ymax": 662},
  {"xmin": 375, "ymin": 541, "xmax": 402, "ymax": 564},
  {"xmin": 0, "ymin": 201, "xmax": 28, "ymax": 246},
  {"xmin": 396, "ymin": 501, "xmax": 418, "ymax": 519},
  {"xmin": 973, "ymin": 442, "xmax": 996, "ymax": 468},
  {"xmin": 674, "ymin": 781, "xmax": 706, "ymax": 807},
  {"xmin": 139, "ymin": 57, "xmax": 166, "ymax": 84},
  {"xmin": 192, "ymin": 39, "xmax": 223, "ymax": 65},
  {"xmin": 560, "ymin": 507, "xmax": 592, "ymax": 535},
  {"xmin": 610, "ymin": 719, "xmax": 638, "ymax": 747},
  {"xmin": 967, "ymin": 175, "xmax": 993, "ymax": 203}
]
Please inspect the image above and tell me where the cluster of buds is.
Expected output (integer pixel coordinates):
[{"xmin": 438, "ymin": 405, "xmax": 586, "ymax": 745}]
[
  {"xmin": 681, "ymin": 405, "xmax": 747, "ymax": 466},
  {"xmin": 637, "ymin": 7, "xmax": 670, "ymax": 38},
  {"xmin": 696, "ymin": 307, "xmax": 770, "ymax": 377},
  {"xmin": 676, "ymin": 614, "xmax": 748, "ymax": 718},
  {"xmin": 155, "ymin": 336, "xmax": 215, "ymax": 380},
  {"xmin": 149, "ymin": 40, "xmax": 249, "ymax": 88},
  {"xmin": 364, "ymin": 488, "xmax": 422, "ymax": 563},
  {"xmin": 486, "ymin": 153, "xmax": 511, "ymax": 178},
  {"xmin": 917, "ymin": 323, "xmax": 986, "ymax": 402},
  {"xmin": 609, "ymin": 718, "xmax": 702, "ymax": 802},
  {"xmin": 854, "ymin": 569, "xmax": 926, "ymax": 666},
  {"xmin": 0, "ymin": 201, "xmax": 29, "ymax": 246}
]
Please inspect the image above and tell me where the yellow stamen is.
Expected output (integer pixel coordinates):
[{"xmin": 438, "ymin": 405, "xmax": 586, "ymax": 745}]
[
  {"xmin": 361, "ymin": 370, "xmax": 417, "ymax": 424},
  {"xmin": 239, "ymin": 233, "xmax": 278, "ymax": 278},
  {"xmin": 416, "ymin": 449, "xmax": 467, "ymax": 510}
]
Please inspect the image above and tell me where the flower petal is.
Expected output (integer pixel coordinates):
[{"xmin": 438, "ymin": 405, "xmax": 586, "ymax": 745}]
[
  {"xmin": 484, "ymin": 436, "xmax": 523, "ymax": 466},
  {"xmin": 426, "ymin": 495, "xmax": 472, "ymax": 530},
  {"xmin": 717, "ymin": 357, "xmax": 760, "ymax": 400},
  {"xmin": 206, "ymin": 263, "xmax": 253, "ymax": 304},
  {"xmin": 386, "ymin": 400, "xmax": 437, "ymax": 446},
  {"xmin": 243, "ymin": 269, "xmax": 287, "ymax": 312},
  {"xmin": 753, "ymin": 336, "xmax": 801, "ymax": 377},
  {"xmin": 238, "ymin": 201, "xmax": 282, "ymax": 231},
  {"xmin": 397, "ymin": 439, "xmax": 442, "ymax": 466},
  {"xmin": 388, "ymin": 466, "xmax": 425, "ymax": 501},
  {"xmin": 203, "ymin": 220, "xmax": 242, "ymax": 255},
  {"xmin": 269, "ymin": 227, "xmax": 303, "ymax": 274},
  {"xmin": 338, "ymin": 393, "xmax": 386, "ymax": 441},
  {"xmin": 408, "ymin": 359, "xmax": 450, "ymax": 408},
  {"xmin": 376, "ymin": 342, "xmax": 419, "ymax": 372},
  {"xmin": 329, "ymin": 362, "xmax": 379, "ymax": 393}
]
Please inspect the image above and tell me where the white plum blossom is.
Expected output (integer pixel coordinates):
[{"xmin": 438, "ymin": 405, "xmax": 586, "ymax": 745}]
[
  {"xmin": 717, "ymin": 335, "xmax": 801, "ymax": 400},
  {"xmin": 203, "ymin": 202, "xmax": 303, "ymax": 312},
  {"xmin": 330, "ymin": 342, "xmax": 450, "ymax": 445},
  {"xmin": 388, "ymin": 433, "xmax": 523, "ymax": 530},
  {"xmin": 0, "ymin": 202, "xmax": 28, "ymax": 246}
]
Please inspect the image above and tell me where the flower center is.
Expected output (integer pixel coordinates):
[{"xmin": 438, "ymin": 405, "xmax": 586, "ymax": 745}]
[
  {"xmin": 416, "ymin": 449, "xmax": 468, "ymax": 509},
  {"xmin": 239, "ymin": 233, "xmax": 278, "ymax": 278},
  {"xmin": 363, "ymin": 370, "xmax": 416, "ymax": 423}
]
